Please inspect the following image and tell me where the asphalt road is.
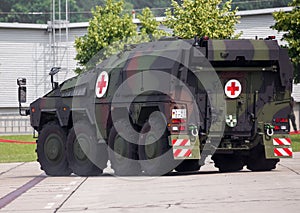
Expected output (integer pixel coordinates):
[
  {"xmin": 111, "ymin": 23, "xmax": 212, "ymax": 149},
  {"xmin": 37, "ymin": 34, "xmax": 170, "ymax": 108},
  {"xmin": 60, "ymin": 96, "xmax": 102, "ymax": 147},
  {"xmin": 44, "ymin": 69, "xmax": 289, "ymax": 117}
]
[{"xmin": 0, "ymin": 153, "xmax": 300, "ymax": 213}]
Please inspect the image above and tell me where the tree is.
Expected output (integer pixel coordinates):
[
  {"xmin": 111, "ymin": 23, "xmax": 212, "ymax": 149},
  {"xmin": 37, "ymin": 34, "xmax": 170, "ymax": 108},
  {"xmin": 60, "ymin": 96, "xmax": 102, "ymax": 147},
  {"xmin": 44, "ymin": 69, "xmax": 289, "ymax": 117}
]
[
  {"xmin": 0, "ymin": 0, "xmax": 50, "ymax": 23},
  {"xmin": 74, "ymin": 0, "xmax": 137, "ymax": 69},
  {"xmin": 272, "ymin": 0, "xmax": 300, "ymax": 81},
  {"xmin": 75, "ymin": 0, "xmax": 133, "ymax": 21},
  {"xmin": 0, "ymin": 0, "xmax": 81, "ymax": 24},
  {"xmin": 74, "ymin": 0, "xmax": 168, "ymax": 73},
  {"xmin": 165, "ymin": 0, "xmax": 240, "ymax": 39},
  {"xmin": 230, "ymin": 0, "xmax": 292, "ymax": 11},
  {"xmin": 137, "ymin": 7, "xmax": 169, "ymax": 38},
  {"xmin": 126, "ymin": 0, "xmax": 172, "ymax": 9},
  {"xmin": 127, "ymin": 0, "xmax": 172, "ymax": 16},
  {"xmin": 0, "ymin": 0, "xmax": 175, "ymax": 23}
]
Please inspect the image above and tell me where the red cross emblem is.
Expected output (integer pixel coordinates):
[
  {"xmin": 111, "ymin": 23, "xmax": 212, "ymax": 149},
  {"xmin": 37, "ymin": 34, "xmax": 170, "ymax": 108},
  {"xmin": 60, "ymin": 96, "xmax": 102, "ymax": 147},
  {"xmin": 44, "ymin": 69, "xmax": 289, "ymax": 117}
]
[
  {"xmin": 98, "ymin": 75, "xmax": 107, "ymax": 94},
  {"xmin": 224, "ymin": 79, "xmax": 242, "ymax": 98},
  {"xmin": 95, "ymin": 71, "xmax": 109, "ymax": 98}
]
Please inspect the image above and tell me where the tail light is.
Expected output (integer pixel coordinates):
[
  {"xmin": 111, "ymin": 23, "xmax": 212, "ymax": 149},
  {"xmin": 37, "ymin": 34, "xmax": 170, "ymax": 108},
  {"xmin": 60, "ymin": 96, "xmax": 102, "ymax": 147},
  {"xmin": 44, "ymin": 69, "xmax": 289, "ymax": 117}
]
[
  {"xmin": 179, "ymin": 126, "xmax": 186, "ymax": 131},
  {"xmin": 274, "ymin": 125, "xmax": 280, "ymax": 130},
  {"xmin": 273, "ymin": 117, "xmax": 289, "ymax": 132},
  {"xmin": 275, "ymin": 118, "xmax": 288, "ymax": 123},
  {"xmin": 172, "ymin": 119, "xmax": 186, "ymax": 124}
]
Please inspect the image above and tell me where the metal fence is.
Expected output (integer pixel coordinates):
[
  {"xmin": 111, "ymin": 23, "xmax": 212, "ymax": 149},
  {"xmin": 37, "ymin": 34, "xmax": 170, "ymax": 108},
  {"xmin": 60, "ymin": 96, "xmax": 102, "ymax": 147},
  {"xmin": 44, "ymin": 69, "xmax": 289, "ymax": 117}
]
[{"xmin": 0, "ymin": 115, "xmax": 33, "ymax": 135}]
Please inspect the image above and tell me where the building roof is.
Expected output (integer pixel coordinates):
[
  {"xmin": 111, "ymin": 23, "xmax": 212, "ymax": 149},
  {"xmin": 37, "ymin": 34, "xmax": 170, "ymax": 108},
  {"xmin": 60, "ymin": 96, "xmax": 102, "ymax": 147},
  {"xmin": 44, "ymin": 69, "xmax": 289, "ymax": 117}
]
[
  {"xmin": 236, "ymin": 7, "xmax": 293, "ymax": 16},
  {"xmin": 0, "ymin": 22, "xmax": 47, "ymax": 29},
  {"xmin": 0, "ymin": 21, "xmax": 89, "ymax": 29}
]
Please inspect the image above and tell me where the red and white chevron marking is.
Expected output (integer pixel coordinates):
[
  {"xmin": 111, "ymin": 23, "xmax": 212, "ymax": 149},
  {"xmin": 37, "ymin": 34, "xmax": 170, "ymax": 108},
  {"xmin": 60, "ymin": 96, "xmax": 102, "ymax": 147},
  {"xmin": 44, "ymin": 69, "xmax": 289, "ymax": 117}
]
[
  {"xmin": 273, "ymin": 138, "xmax": 292, "ymax": 146},
  {"xmin": 173, "ymin": 149, "xmax": 192, "ymax": 158},
  {"xmin": 274, "ymin": 148, "xmax": 293, "ymax": 157},
  {"xmin": 172, "ymin": 139, "xmax": 191, "ymax": 146}
]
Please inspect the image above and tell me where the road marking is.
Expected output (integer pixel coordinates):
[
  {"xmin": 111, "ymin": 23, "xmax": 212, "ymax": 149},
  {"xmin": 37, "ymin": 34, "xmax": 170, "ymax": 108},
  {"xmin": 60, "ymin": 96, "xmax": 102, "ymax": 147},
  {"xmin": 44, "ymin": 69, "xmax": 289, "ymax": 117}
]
[
  {"xmin": 0, "ymin": 174, "xmax": 46, "ymax": 209},
  {"xmin": 63, "ymin": 187, "xmax": 70, "ymax": 191}
]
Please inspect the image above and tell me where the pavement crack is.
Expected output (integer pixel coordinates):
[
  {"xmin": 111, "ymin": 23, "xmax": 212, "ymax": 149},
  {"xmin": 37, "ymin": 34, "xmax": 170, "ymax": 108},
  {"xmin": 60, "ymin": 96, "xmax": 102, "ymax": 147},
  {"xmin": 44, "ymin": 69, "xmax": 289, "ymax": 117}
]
[
  {"xmin": 0, "ymin": 162, "xmax": 27, "ymax": 176},
  {"xmin": 54, "ymin": 177, "xmax": 88, "ymax": 213},
  {"xmin": 279, "ymin": 163, "xmax": 300, "ymax": 175}
]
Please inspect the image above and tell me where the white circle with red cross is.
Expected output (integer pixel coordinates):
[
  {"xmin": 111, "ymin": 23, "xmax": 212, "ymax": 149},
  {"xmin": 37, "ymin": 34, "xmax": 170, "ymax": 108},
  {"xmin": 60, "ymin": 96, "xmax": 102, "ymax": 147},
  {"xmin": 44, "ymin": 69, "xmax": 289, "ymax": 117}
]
[
  {"xmin": 95, "ymin": 71, "xmax": 109, "ymax": 98},
  {"xmin": 224, "ymin": 79, "xmax": 242, "ymax": 99}
]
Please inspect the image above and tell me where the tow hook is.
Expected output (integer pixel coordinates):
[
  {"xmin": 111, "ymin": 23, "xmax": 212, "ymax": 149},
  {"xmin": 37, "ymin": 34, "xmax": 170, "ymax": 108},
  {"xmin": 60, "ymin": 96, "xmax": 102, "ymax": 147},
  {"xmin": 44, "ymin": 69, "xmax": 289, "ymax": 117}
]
[
  {"xmin": 189, "ymin": 124, "xmax": 198, "ymax": 137},
  {"xmin": 265, "ymin": 124, "xmax": 274, "ymax": 137}
]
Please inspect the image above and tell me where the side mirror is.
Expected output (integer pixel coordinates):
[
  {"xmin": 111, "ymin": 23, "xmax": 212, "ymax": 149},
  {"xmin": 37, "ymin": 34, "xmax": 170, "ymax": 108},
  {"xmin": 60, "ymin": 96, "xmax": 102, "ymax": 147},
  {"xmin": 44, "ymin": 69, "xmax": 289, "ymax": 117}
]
[
  {"xmin": 17, "ymin": 78, "xmax": 27, "ymax": 103},
  {"xmin": 17, "ymin": 78, "xmax": 29, "ymax": 116},
  {"xmin": 49, "ymin": 67, "xmax": 61, "ymax": 90},
  {"xmin": 18, "ymin": 86, "xmax": 27, "ymax": 103}
]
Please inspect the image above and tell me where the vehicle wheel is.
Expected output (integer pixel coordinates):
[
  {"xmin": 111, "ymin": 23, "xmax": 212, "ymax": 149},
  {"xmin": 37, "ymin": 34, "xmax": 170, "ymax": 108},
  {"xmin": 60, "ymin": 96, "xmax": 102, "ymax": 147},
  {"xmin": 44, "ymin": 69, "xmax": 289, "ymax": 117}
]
[
  {"xmin": 37, "ymin": 122, "xmax": 72, "ymax": 176},
  {"xmin": 139, "ymin": 116, "xmax": 177, "ymax": 176},
  {"xmin": 66, "ymin": 121, "xmax": 107, "ymax": 176},
  {"xmin": 246, "ymin": 144, "xmax": 279, "ymax": 171},
  {"xmin": 212, "ymin": 154, "xmax": 244, "ymax": 173},
  {"xmin": 175, "ymin": 160, "xmax": 201, "ymax": 172},
  {"xmin": 108, "ymin": 119, "xmax": 141, "ymax": 176}
]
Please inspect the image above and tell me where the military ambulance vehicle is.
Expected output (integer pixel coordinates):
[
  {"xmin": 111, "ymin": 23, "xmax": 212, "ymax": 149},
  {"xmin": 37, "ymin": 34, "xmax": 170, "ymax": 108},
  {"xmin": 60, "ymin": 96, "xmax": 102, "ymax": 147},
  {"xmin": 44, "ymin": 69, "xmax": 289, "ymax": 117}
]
[{"xmin": 18, "ymin": 37, "xmax": 293, "ymax": 176}]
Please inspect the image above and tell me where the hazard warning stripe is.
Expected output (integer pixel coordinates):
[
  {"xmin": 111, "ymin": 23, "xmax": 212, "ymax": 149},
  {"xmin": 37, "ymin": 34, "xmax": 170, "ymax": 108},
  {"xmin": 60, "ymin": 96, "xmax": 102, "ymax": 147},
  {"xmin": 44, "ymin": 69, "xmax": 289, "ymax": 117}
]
[
  {"xmin": 274, "ymin": 148, "xmax": 293, "ymax": 157},
  {"xmin": 172, "ymin": 139, "xmax": 191, "ymax": 146},
  {"xmin": 273, "ymin": 138, "xmax": 291, "ymax": 146},
  {"xmin": 173, "ymin": 149, "xmax": 192, "ymax": 158}
]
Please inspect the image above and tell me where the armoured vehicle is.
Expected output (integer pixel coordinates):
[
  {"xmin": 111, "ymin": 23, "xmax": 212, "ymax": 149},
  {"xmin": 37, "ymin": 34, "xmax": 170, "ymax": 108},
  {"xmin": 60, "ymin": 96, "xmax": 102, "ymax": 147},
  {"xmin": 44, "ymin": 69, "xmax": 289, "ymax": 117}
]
[{"xmin": 18, "ymin": 37, "xmax": 293, "ymax": 176}]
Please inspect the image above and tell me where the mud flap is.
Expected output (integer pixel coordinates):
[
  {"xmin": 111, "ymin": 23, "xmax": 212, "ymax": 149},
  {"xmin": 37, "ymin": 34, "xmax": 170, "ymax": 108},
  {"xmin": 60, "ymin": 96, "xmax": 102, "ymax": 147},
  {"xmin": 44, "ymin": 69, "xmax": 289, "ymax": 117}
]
[
  {"xmin": 263, "ymin": 134, "xmax": 293, "ymax": 159},
  {"xmin": 169, "ymin": 135, "xmax": 200, "ymax": 160}
]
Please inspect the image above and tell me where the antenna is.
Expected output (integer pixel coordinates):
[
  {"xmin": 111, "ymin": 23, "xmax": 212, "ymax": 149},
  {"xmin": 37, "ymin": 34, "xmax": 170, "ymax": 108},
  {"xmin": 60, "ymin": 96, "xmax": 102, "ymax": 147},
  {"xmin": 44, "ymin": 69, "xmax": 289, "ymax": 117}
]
[{"xmin": 46, "ymin": 0, "xmax": 70, "ymax": 92}]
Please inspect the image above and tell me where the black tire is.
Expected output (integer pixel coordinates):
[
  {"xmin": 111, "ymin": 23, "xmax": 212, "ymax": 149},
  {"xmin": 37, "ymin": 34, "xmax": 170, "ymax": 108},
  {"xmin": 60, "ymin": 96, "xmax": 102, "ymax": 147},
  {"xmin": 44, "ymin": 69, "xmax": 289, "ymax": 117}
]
[
  {"xmin": 108, "ymin": 119, "xmax": 141, "ymax": 176},
  {"xmin": 212, "ymin": 154, "xmax": 244, "ymax": 173},
  {"xmin": 37, "ymin": 122, "xmax": 72, "ymax": 176},
  {"xmin": 175, "ymin": 160, "xmax": 201, "ymax": 172},
  {"xmin": 246, "ymin": 144, "xmax": 279, "ymax": 171},
  {"xmin": 138, "ymin": 116, "xmax": 178, "ymax": 176},
  {"xmin": 66, "ymin": 121, "xmax": 107, "ymax": 176}
]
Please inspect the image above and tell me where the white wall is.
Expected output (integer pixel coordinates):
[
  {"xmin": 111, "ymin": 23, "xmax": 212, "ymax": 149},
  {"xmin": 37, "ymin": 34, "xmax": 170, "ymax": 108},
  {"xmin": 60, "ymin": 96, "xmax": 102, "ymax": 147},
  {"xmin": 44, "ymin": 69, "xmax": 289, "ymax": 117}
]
[
  {"xmin": 236, "ymin": 14, "xmax": 286, "ymax": 45},
  {"xmin": 0, "ymin": 25, "xmax": 87, "ymax": 112}
]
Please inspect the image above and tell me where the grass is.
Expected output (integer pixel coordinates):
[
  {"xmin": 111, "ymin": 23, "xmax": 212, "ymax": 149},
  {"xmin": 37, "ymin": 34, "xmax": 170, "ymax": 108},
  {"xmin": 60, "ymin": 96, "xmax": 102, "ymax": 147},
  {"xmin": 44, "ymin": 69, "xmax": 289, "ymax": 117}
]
[
  {"xmin": 0, "ymin": 135, "xmax": 36, "ymax": 163},
  {"xmin": 291, "ymin": 134, "xmax": 300, "ymax": 152},
  {"xmin": 0, "ymin": 134, "xmax": 299, "ymax": 163}
]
